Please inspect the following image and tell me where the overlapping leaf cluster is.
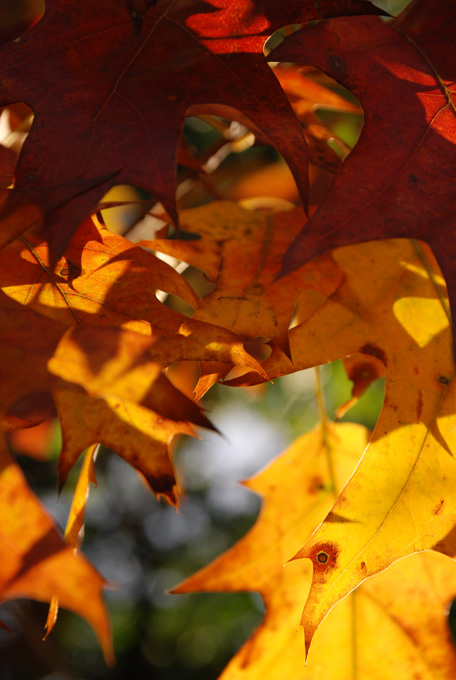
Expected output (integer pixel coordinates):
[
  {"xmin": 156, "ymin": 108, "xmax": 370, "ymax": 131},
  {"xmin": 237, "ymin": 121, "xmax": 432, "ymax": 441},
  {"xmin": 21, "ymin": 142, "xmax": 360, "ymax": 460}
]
[{"xmin": 1, "ymin": 0, "xmax": 456, "ymax": 676}]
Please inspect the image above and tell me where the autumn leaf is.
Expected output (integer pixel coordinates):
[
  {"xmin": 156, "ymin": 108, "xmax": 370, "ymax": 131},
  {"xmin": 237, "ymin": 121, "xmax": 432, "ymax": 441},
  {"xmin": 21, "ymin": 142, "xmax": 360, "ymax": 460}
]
[
  {"xmin": 0, "ymin": 142, "xmax": 16, "ymax": 189},
  {"xmin": 146, "ymin": 201, "xmax": 342, "ymax": 356},
  {"xmin": 0, "ymin": 437, "xmax": 113, "ymax": 664},
  {"xmin": 229, "ymin": 237, "xmax": 456, "ymax": 653},
  {"xmin": 174, "ymin": 421, "xmax": 456, "ymax": 679},
  {"xmin": 0, "ymin": 293, "xmax": 212, "ymax": 501},
  {"xmin": 4, "ymin": 0, "xmax": 456, "ymax": 673},
  {"xmin": 0, "ymin": 0, "xmax": 383, "ymax": 253},
  {"xmin": 0, "ymin": 215, "xmax": 268, "ymax": 378},
  {"xmin": 53, "ymin": 390, "xmax": 194, "ymax": 502},
  {"xmin": 270, "ymin": 3, "xmax": 456, "ymax": 355},
  {"xmin": 44, "ymin": 444, "xmax": 98, "ymax": 640},
  {"xmin": 274, "ymin": 65, "xmax": 359, "ymax": 172}
]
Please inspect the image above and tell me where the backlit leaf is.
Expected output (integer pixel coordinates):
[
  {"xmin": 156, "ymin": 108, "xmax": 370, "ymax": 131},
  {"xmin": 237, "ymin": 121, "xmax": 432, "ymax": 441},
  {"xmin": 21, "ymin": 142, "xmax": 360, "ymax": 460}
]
[
  {"xmin": 271, "ymin": 4, "xmax": 456, "ymax": 356},
  {"xmin": 175, "ymin": 422, "xmax": 456, "ymax": 678},
  {"xmin": 0, "ymin": 437, "xmax": 113, "ymax": 664}
]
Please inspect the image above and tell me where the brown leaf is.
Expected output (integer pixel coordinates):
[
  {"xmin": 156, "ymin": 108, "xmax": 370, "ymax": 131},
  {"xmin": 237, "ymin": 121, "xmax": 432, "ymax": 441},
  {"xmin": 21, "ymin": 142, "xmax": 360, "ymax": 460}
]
[{"xmin": 0, "ymin": 0, "xmax": 386, "ymax": 253}]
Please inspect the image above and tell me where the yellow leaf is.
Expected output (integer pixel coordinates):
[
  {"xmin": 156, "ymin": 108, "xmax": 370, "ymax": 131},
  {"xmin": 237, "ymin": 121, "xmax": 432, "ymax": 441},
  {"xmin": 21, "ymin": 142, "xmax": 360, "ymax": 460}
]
[
  {"xmin": 145, "ymin": 202, "xmax": 342, "ymax": 357},
  {"xmin": 243, "ymin": 239, "xmax": 455, "ymax": 652},
  {"xmin": 221, "ymin": 238, "xmax": 456, "ymax": 652},
  {"xmin": 174, "ymin": 423, "xmax": 456, "ymax": 679}
]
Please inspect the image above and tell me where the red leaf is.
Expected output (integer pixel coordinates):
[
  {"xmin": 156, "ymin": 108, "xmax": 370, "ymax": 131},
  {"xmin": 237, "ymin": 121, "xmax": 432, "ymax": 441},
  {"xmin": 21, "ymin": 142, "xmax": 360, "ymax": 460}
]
[
  {"xmin": 271, "ymin": 4, "xmax": 456, "ymax": 356},
  {"xmin": 0, "ymin": 0, "xmax": 384, "ymax": 254}
]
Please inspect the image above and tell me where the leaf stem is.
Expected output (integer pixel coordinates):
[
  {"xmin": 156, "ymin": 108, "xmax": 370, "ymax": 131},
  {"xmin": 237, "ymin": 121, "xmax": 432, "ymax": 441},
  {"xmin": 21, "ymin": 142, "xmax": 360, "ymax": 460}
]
[
  {"xmin": 314, "ymin": 366, "xmax": 337, "ymax": 497},
  {"xmin": 314, "ymin": 365, "xmax": 329, "ymax": 427}
]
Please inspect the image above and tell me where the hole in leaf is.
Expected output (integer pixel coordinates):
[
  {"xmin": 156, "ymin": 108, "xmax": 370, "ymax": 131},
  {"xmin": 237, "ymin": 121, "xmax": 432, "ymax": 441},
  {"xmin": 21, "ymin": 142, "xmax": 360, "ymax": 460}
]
[
  {"xmin": 0, "ymin": 103, "xmax": 33, "ymax": 188},
  {"xmin": 98, "ymin": 184, "xmax": 155, "ymax": 238},
  {"xmin": 180, "ymin": 113, "xmax": 300, "ymax": 211},
  {"xmin": 324, "ymin": 358, "xmax": 385, "ymax": 430}
]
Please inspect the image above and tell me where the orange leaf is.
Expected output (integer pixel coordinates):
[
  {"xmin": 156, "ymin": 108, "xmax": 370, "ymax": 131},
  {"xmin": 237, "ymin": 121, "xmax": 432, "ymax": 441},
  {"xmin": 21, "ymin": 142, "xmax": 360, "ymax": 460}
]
[
  {"xmin": 44, "ymin": 445, "xmax": 97, "ymax": 640},
  {"xmin": 53, "ymin": 391, "xmax": 195, "ymax": 503},
  {"xmin": 146, "ymin": 202, "xmax": 342, "ymax": 357},
  {"xmin": 0, "ymin": 216, "xmax": 267, "ymax": 378},
  {"xmin": 0, "ymin": 437, "xmax": 113, "ymax": 664}
]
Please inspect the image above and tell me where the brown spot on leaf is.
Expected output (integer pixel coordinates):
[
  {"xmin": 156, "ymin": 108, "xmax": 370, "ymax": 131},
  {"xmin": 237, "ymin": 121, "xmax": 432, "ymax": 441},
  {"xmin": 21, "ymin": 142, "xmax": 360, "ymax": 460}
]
[
  {"xmin": 326, "ymin": 54, "xmax": 348, "ymax": 78},
  {"xmin": 308, "ymin": 476, "xmax": 326, "ymax": 494},
  {"xmin": 417, "ymin": 390, "xmax": 423, "ymax": 420},
  {"xmin": 433, "ymin": 499, "xmax": 444, "ymax": 516},
  {"xmin": 309, "ymin": 542, "xmax": 339, "ymax": 574},
  {"xmin": 359, "ymin": 343, "xmax": 387, "ymax": 366},
  {"xmin": 244, "ymin": 283, "xmax": 265, "ymax": 296}
]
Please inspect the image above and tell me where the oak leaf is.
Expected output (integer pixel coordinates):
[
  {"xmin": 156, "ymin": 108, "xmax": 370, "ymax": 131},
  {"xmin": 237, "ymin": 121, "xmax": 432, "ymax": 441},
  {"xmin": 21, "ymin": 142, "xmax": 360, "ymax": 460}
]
[
  {"xmin": 274, "ymin": 65, "xmax": 359, "ymax": 172},
  {"xmin": 44, "ymin": 444, "xmax": 98, "ymax": 640},
  {"xmin": 231, "ymin": 237, "xmax": 456, "ymax": 653},
  {"xmin": 146, "ymin": 201, "xmax": 342, "ymax": 356},
  {"xmin": 174, "ymin": 422, "xmax": 456, "ymax": 679},
  {"xmin": 0, "ymin": 216, "xmax": 267, "ymax": 377},
  {"xmin": 53, "ymin": 390, "xmax": 194, "ymax": 502},
  {"xmin": 0, "ymin": 437, "xmax": 113, "ymax": 664},
  {"xmin": 270, "ymin": 3, "xmax": 456, "ymax": 355},
  {"xmin": 0, "ymin": 293, "xmax": 210, "ymax": 501},
  {"xmin": 0, "ymin": 0, "xmax": 383, "ymax": 252}
]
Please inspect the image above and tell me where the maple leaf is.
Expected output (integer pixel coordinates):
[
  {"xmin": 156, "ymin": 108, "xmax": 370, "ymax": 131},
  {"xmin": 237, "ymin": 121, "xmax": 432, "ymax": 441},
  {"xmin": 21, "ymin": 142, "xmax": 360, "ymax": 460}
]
[
  {"xmin": 174, "ymin": 422, "xmax": 456, "ymax": 679},
  {"xmin": 0, "ymin": 0, "xmax": 385, "ymax": 254},
  {"xmin": 270, "ymin": 2, "xmax": 456, "ymax": 356},
  {"xmin": 0, "ymin": 437, "xmax": 113, "ymax": 664}
]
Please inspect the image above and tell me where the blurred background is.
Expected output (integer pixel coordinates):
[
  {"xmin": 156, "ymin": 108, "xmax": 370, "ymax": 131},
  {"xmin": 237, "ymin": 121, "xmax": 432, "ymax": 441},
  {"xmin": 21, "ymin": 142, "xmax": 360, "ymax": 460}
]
[{"xmin": 0, "ymin": 363, "xmax": 385, "ymax": 680}]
